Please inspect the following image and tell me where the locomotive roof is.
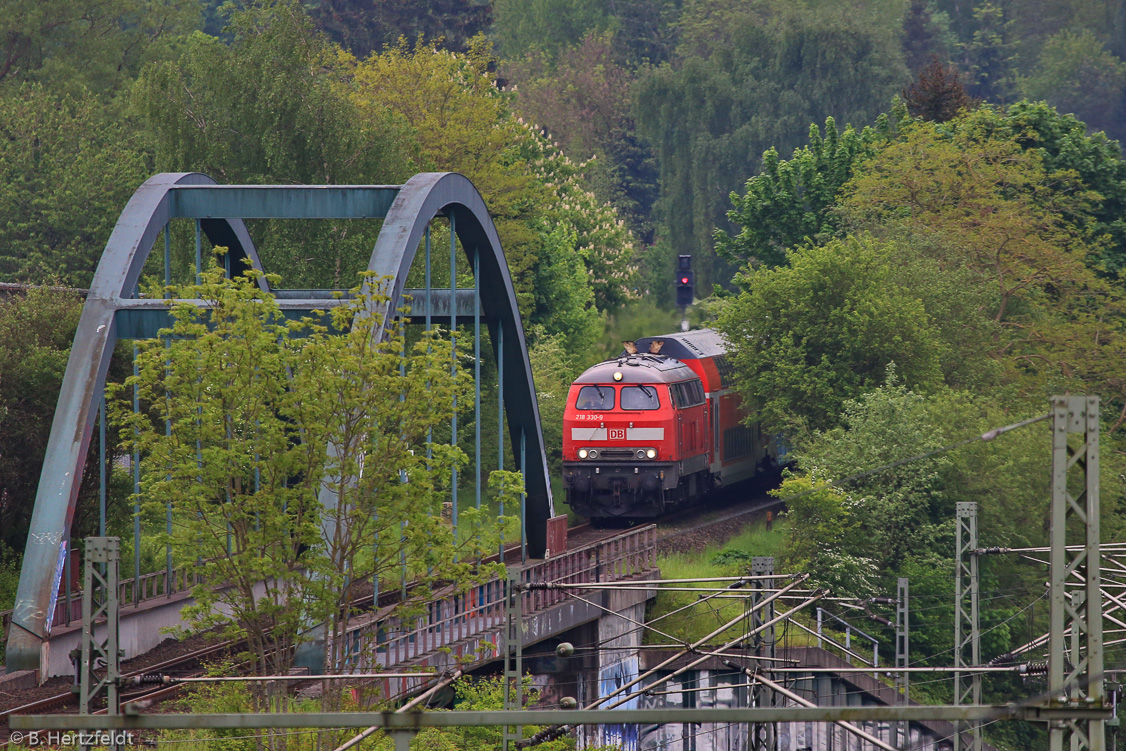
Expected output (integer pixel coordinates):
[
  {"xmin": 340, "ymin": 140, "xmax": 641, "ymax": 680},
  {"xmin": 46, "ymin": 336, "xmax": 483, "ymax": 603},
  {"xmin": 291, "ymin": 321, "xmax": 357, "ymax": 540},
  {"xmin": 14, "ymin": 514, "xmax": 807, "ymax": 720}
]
[
  {"xmin": 573, "ymin": 355, "xmax": 696, "ymax": 385},
  {"xmin": 630, "ymin": 328, "xmax": 729, "ymax": 361}
]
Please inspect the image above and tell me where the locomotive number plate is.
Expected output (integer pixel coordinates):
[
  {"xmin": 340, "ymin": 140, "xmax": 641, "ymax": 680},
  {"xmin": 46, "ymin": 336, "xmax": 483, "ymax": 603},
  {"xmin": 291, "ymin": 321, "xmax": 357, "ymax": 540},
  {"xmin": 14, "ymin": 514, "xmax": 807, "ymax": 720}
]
[{"xmin": 575, "ymin": 414, "xmax": 603, "ymax": 421}]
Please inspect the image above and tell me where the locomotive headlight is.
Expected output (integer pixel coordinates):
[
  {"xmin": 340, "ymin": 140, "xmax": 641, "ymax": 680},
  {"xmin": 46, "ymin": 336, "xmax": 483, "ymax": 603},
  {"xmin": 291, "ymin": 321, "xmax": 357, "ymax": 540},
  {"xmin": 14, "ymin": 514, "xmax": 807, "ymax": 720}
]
[
  {"xmin": 613, "ymin": 371, "xmax": 623, "ymax": 381},
  {"xmin": 588, "ymin": 449, "xmax": 598, "ymax": 459},
  {"xmin": 578, "ymin": 449, "xmax": 589, "ymax": 459},
  {"xmin": 646, "ymin": 449, "xmax": 657, "ymax": 459}
]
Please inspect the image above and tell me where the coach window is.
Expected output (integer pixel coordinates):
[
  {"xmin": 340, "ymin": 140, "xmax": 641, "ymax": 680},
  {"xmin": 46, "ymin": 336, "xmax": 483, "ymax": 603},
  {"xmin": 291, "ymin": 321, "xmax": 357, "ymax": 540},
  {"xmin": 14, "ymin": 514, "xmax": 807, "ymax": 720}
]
[
  {"xmin": 576, "ymin": 385, "xmax": 615, "ymax": 410},
  {"xmin": 621, "ymin": 385, "xmax": 661, "ymax": 410}
]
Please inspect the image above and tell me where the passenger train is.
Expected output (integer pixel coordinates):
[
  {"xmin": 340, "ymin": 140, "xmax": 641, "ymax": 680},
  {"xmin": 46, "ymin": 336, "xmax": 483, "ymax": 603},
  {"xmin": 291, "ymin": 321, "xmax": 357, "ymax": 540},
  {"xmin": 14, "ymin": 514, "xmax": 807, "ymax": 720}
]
[{"xmin": 561, "ymin": 329, "xmax": 779, "ymax": 521}]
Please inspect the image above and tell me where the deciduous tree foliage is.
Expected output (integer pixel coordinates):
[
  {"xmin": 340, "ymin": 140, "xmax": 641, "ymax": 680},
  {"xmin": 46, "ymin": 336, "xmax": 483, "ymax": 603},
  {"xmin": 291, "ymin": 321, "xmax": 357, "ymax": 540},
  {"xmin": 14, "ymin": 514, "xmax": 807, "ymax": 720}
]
[
  {"xmin": 945, "ymin": 103, "xmax": 1126, "ymax": 275},
  {"xmin": 771, "ymin": 475, "xmax": 878, "ymax": 599},
  {"xmin": 777, "ymin": 381, "xmax": 1068, "ymax": 660},
  {"xmin": 343, "ymin": 37, "xmax": 543, "ymax": 303},
  {"xmin": 842, "ymin": 116, "xmax": 1095, "ymax": 326},
  {"xmin": 505, "ymin": 32, "xmax": 659, "ymax": 244},
  {"xmin": 1020, "ymin": 29, "xmax": 1126, "ymax": 144},
  {"xmin": 716, "ymin": 117, "xmax": 888, "ymax": 267},
  {"xmin": 0, "ymin": 287, "xmax": 130, "ymax": 554},
  {"xmin": 112, "ymin": 264, "xmax": 519, "ymax": 695},
  {"xmin": 839, "ymin": 114, "xmax": 1126, "ymax": 424},
  {"xmin": 0, "ymin": 0, "xmax": 199, "ymax": 96},
  {"xmin": 717, "ymin": 235, "xmax": 945, "ymax": 432},
  {"xmin": 343, "ymin": 37, "xmax": 637, "ymax": 343},
  {"xmin": 722, "ymin": 102, "xmax": 1126, "ymax": 280},
  {"xmin": 634, "ymin": 2, "xmax": 907, "ymax": 289},
  {"xmin": 0, "ymin": 86, "xmax": 149, "ymax": 286},
  {"xmin": 311, "ymin": 0, "xmax": 491, "ymax": 58},
  {"xmin": 132, "ymin": 0, "xmax": 418, "ymax": 287},
  {"xmin": 491, "ymin": 0, "xmax": 611, "ymax": 61}
]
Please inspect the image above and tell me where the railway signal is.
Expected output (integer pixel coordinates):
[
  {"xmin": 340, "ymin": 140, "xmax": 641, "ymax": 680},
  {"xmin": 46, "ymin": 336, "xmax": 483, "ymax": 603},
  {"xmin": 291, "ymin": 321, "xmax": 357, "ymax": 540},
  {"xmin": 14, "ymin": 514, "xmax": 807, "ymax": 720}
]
[{"xmin": 676, "ymin": 255, "xmax": 693, "ymax": 308}]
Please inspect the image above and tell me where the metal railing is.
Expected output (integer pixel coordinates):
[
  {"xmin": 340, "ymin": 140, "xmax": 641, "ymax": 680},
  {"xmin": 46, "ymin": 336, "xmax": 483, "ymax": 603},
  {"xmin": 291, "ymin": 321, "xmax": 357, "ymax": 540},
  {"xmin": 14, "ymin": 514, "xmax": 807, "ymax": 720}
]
[
  {"xmin": 1, "ymin": 564, "xmax": 197, "ymax": 641},
  {"xmin": 1, "ymin": 525, "xmax": 657, "ymax": 657},
  {"xmin": 813, "ymin": 607, "xmax": 880, "ymax": 668},
  {"xmin": 360, "ymin": 524, "xmax": 657, "ymax": 670}
]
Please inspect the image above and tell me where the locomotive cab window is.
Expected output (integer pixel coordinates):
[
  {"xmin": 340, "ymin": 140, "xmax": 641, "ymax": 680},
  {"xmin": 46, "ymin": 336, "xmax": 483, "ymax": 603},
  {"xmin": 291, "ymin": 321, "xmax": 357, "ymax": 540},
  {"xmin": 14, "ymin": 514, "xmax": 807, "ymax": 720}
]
[
  {"xmin": 670, "ymin": 380, "xmax": 705, "ymax": 408},
  {"xmin": 621, "ymin": 385, "xmax": 661, "ymax": 410},
  {"xmin": 575, "ymin": 385, "xmax": 615, "ymax": 410}
]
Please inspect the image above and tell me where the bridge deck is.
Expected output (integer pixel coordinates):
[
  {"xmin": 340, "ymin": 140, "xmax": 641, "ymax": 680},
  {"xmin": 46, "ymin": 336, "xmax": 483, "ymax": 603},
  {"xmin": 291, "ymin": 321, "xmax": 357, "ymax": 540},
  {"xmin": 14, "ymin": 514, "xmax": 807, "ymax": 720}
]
[
  {"xmin": 3, "ymin": 524, "xmax": 658, "ymax": 681},
  {"xmin": 341, "ymin": 525, "xmax": 659, "ymax": 700}
]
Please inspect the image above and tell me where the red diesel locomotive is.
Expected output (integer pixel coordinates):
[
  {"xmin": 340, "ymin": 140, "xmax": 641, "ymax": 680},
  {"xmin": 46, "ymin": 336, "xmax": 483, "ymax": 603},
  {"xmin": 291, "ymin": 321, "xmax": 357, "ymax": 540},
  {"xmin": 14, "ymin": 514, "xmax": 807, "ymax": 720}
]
[{"xmin": 561, "ymin": 329, "xmax": 779, "ymax": 521}]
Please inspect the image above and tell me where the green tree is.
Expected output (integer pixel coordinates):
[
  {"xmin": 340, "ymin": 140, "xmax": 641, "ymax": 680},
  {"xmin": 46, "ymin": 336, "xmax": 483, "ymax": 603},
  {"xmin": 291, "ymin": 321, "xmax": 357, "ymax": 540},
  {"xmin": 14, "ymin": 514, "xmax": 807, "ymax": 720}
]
[
  {"xmin": 505, "ymin": 31, "xmax": 659, "ymax": 244},
  {"xmin": 491, "ymin": 0, "xmax": 611, "ymax": 61},
  {"xmin": 967, "ymin": 102, "xmax": 1126, "ymax": 276},
  {"xmin": 1020, "ymin": 29, "xmax": 1126, "ymax": 141},
  {"xmin": 961, "ymin": 1, "xmax": 1018, "ymax": 102},
  {"xmin": 901, "ymin": 0, "xmax": 947, "ymax": 74},
  {"xmin": 0, "ymin": 0, "xmax": 199, "ymax": 96},
  {"xmin": 345, "ymin": 37, "xmax": 638, "ymax": 334},
  {"xmin": 717, "ymin": 235, "xmax": 945, "ymax": 433},
  {"xmin": 634, "ymin": 2, "xmax": 907, "ymax": 289},
  {"xmin": 716, "ymin": 117, "xmax": 888, "ymax": 267},
  {"xmin": 531, "ymin": 224, "xmax": 600, "ymax": 353},
  {"xmin": 132, "ymin": 0, "xmax": 418, "ymax": 288},
  {"xmin": 0, "ymin": 286, "xmax": 130, "ymax": 555},
  {"xmin": 772, "ymin": 475, "xmax": 879, "ymax": 599},
  {"xmin": 721, "ymin": 101, "xmax": 1126, "ymax": 278},
  {"xmin": 113, "ymin": 264, "xmax": 518, "ymax": 698},
  {"xmin": 777, "ymin": 381, "xmax": 1099, "ymax": 670},
  {"xmin": 841, "ymin": 109, "xmax": 1126, "ymax": 431},
  {"xmin": 344, "ymin": 37, "xmax": 543, "ymax": 307},
  {"xmin": 311, "ymin": 0, "xmax": 491, "ymax": 58},
  {"xmin": 526, "ymin": 328, "xmax": 580, "ymax": 476},
  {"xmin": 0, "ymin": 85, "xmax": 149, "ymax": 286},
  {"xmin": 842, "ymin": 115, "xmax": 1094, "ymax": 326}
]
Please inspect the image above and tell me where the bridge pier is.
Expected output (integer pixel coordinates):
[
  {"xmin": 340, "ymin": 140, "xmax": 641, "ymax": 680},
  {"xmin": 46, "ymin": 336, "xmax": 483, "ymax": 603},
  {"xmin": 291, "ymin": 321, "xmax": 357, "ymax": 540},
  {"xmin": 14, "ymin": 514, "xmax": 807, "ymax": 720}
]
[{"xmin": 635, "ymin": 647, "xmax": 980, "ymax": 751}]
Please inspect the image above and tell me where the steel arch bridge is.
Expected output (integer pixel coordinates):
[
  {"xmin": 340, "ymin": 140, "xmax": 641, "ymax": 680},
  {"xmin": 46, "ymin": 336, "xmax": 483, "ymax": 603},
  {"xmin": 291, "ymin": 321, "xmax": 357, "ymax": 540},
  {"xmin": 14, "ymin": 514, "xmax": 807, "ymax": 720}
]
[{"xmin": 6, "ymin": 172, "xmax": 555, "ymax": 673}]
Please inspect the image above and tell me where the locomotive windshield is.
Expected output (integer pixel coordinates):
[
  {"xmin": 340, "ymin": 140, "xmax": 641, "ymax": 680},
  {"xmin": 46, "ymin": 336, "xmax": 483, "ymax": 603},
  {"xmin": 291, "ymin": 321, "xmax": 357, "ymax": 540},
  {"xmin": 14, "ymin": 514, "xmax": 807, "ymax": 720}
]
[
  {"xmin": 575, "ymin": 385, "xmax": 615, "ymax": 410},
  {"xmin": 621, "ymin": 385, "xmax": 660, "ymax": 410}
]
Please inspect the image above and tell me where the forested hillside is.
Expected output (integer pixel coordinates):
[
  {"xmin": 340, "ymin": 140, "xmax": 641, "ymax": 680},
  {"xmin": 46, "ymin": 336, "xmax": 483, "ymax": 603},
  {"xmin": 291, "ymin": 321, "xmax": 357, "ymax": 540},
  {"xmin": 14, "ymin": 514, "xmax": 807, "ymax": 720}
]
[{"xmin": 4, "ymin": 4, "xmax": 1126, "ymax": 742}]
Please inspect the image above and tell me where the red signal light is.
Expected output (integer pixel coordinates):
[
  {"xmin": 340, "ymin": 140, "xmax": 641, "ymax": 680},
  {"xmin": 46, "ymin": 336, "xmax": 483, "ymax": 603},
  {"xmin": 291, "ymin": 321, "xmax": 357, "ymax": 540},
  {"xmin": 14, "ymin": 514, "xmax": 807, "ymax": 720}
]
[{"xmin": 680, "ymin": 277, "xmax": 689, "ymax": 284}]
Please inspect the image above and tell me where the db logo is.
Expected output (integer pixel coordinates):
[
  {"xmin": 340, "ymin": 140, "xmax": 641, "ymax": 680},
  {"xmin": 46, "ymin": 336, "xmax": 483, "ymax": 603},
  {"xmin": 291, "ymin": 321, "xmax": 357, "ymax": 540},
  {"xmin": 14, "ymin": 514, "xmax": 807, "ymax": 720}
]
[{"xmin": 608, "ymin": 428, "xmax": 626, "ymax": 440}]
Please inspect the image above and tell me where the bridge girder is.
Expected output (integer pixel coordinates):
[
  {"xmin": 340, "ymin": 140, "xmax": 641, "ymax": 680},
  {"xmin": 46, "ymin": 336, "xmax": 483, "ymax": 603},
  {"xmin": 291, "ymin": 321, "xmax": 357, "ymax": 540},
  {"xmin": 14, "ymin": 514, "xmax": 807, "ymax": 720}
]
[{"xmin": 6, "ymin": 171, "xmax": 554, "ymax": 674}]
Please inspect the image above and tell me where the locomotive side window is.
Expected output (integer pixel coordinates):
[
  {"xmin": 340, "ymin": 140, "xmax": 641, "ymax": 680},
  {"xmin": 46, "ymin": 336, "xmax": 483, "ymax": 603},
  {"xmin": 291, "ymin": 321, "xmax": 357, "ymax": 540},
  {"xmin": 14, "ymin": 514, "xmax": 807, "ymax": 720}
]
[
  {"xmin": 670, "ymin": 380, "xmax": 705, "ymax": 408},
  {"xmin": 575, "ymin": 385, "xmax": 615, "ymax": 410},
  {"xmin": 621, "ymin": 385, "xmax": 660, "ymax": 410}
]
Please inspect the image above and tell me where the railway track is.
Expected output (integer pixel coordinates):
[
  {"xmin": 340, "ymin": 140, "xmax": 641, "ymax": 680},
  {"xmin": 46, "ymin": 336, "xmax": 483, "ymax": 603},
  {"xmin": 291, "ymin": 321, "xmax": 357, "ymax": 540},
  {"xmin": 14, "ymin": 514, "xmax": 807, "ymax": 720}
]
[
  {"xmin": 0, "ymin": 638, "xmax": 242, "ymax": 732},
  {"xmin": 1, "ymin": 483, "xmax": 778, "ymax": 730}
]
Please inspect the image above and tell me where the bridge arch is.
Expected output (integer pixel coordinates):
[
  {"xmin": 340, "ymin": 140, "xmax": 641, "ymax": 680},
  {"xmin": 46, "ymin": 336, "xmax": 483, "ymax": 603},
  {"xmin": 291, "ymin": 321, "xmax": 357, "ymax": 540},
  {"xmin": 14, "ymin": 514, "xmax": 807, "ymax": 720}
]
[{"xmin": 6, "ymin": 172, "xmax": 554, "ymax": 673}]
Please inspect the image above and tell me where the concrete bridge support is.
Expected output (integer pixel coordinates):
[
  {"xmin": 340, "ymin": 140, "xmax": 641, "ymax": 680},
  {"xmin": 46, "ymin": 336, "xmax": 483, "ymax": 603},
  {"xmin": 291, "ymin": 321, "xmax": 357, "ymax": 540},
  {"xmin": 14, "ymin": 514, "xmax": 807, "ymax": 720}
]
[{"xmin": 623, "ymin": 648, "xmax": 983, "ymax": 751}]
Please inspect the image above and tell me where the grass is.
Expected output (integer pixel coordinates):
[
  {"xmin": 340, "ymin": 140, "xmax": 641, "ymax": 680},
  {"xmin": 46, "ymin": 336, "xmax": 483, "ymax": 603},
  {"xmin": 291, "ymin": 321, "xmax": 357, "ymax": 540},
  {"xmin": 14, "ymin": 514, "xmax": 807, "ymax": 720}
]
[{"xmin": 645, "ymin": 518, "xmax": 788, "ymax": 645}]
